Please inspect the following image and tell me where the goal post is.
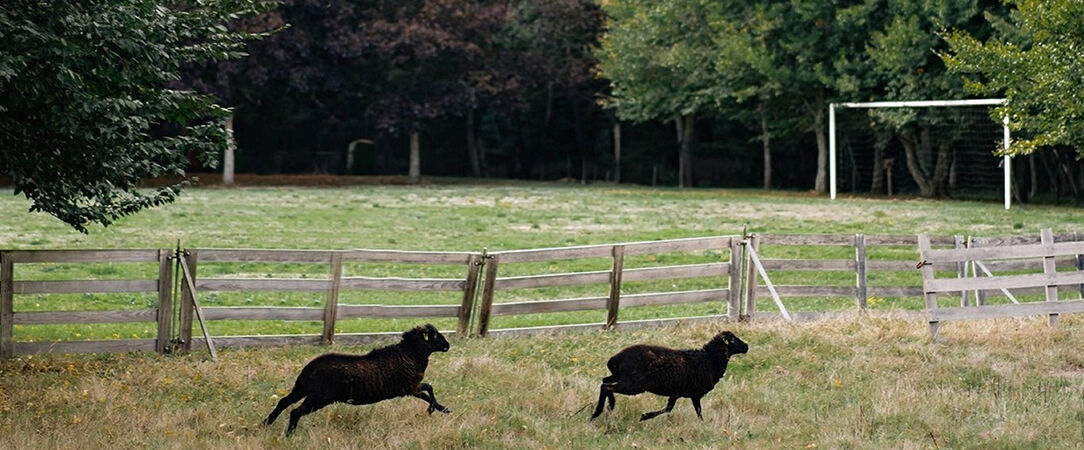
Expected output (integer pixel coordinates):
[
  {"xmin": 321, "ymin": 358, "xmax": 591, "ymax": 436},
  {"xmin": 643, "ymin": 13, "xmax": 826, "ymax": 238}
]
[{"xmin": 829, "ymin": 99, "xmax": 1011, "ymax": 209}]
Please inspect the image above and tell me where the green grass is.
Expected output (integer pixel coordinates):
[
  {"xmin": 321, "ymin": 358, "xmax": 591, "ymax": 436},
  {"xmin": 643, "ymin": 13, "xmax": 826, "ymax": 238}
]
[
  {"xmin": 1, "ymin": 181, "xmax": 1083, "ymax": 447},
  {"xmin": 2, "ymin": 181, "xmax": 1083, "ymax": 341},
  {"xmin": 1, "ymin": 316, "xmax": 1082, "ymax": 448}
]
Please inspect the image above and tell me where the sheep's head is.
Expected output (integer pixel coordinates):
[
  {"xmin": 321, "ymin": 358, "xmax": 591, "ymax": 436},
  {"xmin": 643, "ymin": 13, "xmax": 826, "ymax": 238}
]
[
  {"xmin": 404, "ymin": 323, "xmax": 451, "ymax": 353},
  {"xmin": 708, "ymin": 331, "xmax": 748, "ymax": 356}
]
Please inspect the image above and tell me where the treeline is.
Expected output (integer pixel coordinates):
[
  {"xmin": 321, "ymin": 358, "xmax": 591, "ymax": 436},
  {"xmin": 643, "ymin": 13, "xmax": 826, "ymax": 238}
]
[{"xmin": 182, "ymin": 0, "xmax": 1084, "ymax": 197}]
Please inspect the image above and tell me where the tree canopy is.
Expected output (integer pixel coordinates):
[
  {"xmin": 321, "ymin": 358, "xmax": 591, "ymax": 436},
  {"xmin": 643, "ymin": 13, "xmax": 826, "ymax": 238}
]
[
  {"xmin": 3, "ymin": 0, "xmax": 1081, "ymax": 232},
  {"xmin": 597, "ymin": 0, "xmax": 723, "ymax": 187},
  {"xmin": 942, "ymin": 0, "xmax": 1084, "ymax": 158},
  {"xmin": 0, "ymin": 0, "xmax": 274, "ymax": 232}
]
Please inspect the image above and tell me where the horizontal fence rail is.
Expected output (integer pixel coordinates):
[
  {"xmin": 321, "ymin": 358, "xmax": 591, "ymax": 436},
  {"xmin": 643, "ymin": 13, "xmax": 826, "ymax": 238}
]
[
  {"xmin": 2, "ymin": 230, "xmax": 1081, "ymax": 358},
  {"xmin": 475, "ymin": 236, "xmax": 742, "ymax": 337},
  {"xmin": 0, "ymin": 249, "xmax": 171, "ymax": 358},
  {"xmin": 177, "ymin": 248, "xmax": 481, "ymax": 352},
  {"xmin": 919, "ymin": 229, "xmax": 1084, "ymax": 338},
  {"xmin": 743, "ymin": 234, "xmax": 959, "ymax": 316}
]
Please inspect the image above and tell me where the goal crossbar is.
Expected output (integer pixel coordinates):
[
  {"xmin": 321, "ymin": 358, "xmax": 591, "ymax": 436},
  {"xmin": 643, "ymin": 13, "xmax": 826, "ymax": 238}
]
[{"xmin": 828, "ymin": 99, "xmax": 1011, "ymax": 209}]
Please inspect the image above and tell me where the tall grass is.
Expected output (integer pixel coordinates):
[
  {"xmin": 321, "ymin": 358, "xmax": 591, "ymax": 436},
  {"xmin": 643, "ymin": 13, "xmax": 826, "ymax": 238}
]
[
  {"xmin": 1, "ymin": 181, "xmax": 1083, "ymax": 446},
  {"xmin": 1, "ymin": 315, "xmax": 1081, "ymax": 448}
]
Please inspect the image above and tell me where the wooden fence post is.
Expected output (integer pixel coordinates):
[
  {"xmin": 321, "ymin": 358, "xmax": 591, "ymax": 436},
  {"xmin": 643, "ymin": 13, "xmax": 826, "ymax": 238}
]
[
  {"xmin": 917, "ymin": 235, "xmax": 939, "ymax": 339},
  {"xmin": 1, "ymin": 252, "xmax": 13, "ymax": 359},
  {"xmin": 179, "ymin": 250, "xmax": 198, "ymax": 353},
  {"xmin": 322, "ymin": 252, "xmax": 343, "ymax": 345},
  {"xmin": 855, "ymin": 234, "xmax": 868, "ymax": 311},
  {"xmin": 155, "ymin": 249, "xmax": 173, "ymax": 355},
  {"xmin": 476, "ymin": 254, "xmax": 500, "ymax": 337},
  {"xmin": 457, "ymin": 254, "xmax": 482, "ymax": 336},
  {"xmin": 970, "ymin": 237, "xmax": 987, "ymax": 306},
  {"xmin": 955, "ymin": 235, "xmax": 970, "ymax": 306},
  {"xmin": 744, "ymin": 235, "xmax": 759, "ymax": 319},
  {"xmin": 1041, "ymin": 228, "xmax": 1058, "ymax": 326},
  {"xmin": 1076, "ymin": 231, "xmax": 1084, "ymax": 299},
  {"xmin": 605, "ymin": 245, "xmax": 625, "ymax": 329},
  {"xmin": 728, "ymin": 238, "xmax": 742, "ymax": 321}
]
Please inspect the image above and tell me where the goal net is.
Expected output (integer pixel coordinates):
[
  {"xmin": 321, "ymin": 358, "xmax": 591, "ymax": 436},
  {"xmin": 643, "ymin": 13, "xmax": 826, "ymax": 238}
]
[{"xmin": 829, "ymin": 99, "xmax": 1010, "ymax": 208}]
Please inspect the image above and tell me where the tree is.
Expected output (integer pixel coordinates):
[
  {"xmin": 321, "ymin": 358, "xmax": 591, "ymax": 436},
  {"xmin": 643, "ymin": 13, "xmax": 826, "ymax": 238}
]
[
  {"xmin": 596, "ymin": 0, "xmax": 724, "ymax": 188},
  {"xmin": 712, "ymin": 2, "xmax": 790, "ymax": 189},
  {"xmin": 0, "ymin": 0, "xmax": 274, "ymax": 232},
  {"xmin": 513, "ymin": 0, "xmax": 605, "ymax": 182},
  {"xmin": 861, "ymin": 0, "xmax": 1001, "ymax": 197},
  {"xmin": 942, "ymin": 0, "xmax": 1084, "ymax": 158},
  {"xmin": 180, "ymin": 0, "xmax": 371, "ymax": 176},
  {"xmin": 359, "ymin": 0, "xmax": 515, "ymax": 184},
  {"xmin": 704, "ymin": 0, "xmax": 875, "ymax": 193}
]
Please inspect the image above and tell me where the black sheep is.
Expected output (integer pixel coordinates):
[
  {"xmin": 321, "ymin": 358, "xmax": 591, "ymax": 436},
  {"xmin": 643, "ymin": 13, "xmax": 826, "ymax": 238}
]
[
  {"xmin": 265, "ymin": 324, "xmax": 452, "ymax": 435},
  {"xmin": 590, "ymin": 330, "xmax": 748, "ymax": 421}
]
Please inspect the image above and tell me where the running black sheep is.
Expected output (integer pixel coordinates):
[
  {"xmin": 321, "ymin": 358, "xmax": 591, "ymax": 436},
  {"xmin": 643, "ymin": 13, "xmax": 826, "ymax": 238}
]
[
  {"xmin": 590, "ymin": 330, "xmax": 748, "ymax": 421},
  {"xmin": 265, "ymin": 324, "xmax": 452, "ymax": 435}
]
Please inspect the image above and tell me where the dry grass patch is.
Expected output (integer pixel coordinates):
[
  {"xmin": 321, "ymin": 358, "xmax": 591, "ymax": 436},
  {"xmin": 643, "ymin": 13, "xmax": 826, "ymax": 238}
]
[{"xmin": 2, "ymin": 315, "xmax": 1082, "ymax": 448}]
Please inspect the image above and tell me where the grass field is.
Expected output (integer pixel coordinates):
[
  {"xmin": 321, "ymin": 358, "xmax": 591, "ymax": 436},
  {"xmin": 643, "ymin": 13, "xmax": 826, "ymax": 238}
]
[
  {"xmin": 2, "ymin": 179, "xmax": 1083, "ymax": 340},
  {"xmin": 1, "ymin": 179, "xmax": 1083, "ymax": 447},
  {"xmin": 1, "ymin": 315, "xmax": 1082, "ymax": 448}
]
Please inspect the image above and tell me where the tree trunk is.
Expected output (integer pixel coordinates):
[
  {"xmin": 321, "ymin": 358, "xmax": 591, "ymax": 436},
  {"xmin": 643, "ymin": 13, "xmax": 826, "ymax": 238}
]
[
  {"xmin": 613, "ymin": 122, "xmax": 621, "ymax": 184},
  {"xmin": 758, "ymin": 102, "xmax": 771, "ymax": 190},
  {"xmin": 572, "ymin": 99, "xmax": 587, "ymax": 184},
  {"xmin": 676, "ymin": 115, "xmax": 695, "ymax": 188},
  {"xmin": 675, "ymin": 117, "xmax": 684, "ymax": 187},
  {"xmin": 1054, "ymin": 149, "xmax": 1080, "ymax": 196},
  {"xmin": 409, "ymin": 132, "xmax": 420, "ymax": 184},
  {"xmin": 466, "ymin": 109, "xmax": 482, "ymax": 177},
  {"xmin": 1038, "ymin": 149, "xmax": 1059, "ymax": 200},
  {"xmin": 870, "ymin": 145, "xmax": 884, "ymax": 193},
  {"xmin": 808, "ymin": 92, "xmax": 828, "ymax": 193},
  {"xmin": 513, "ymin": 113, "xmax": 527, "ymax": 178},
  {"xmin": 1029, "ymin": 153, "xmax": 1038, "ymax": 199},
  {"xmin": 899, "ymin": 128, "xmax": 952, "ymax": 198},
  {"xmin": 223, "ymin": 114, "xmax": 235, "ymax": 186},
  {"xmin": 901, "ymin": 142, "xmax": 930, "ymax": 196},
  {"xmin": 813, "ymin": 114, "xmax": 827, "ymax": 193}
]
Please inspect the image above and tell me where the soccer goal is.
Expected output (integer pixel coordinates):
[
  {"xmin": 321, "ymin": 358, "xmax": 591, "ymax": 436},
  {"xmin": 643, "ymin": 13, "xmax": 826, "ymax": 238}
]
[{"xmin": 828, "ymin": 99, "xmax": 1011, "ymax": 209}]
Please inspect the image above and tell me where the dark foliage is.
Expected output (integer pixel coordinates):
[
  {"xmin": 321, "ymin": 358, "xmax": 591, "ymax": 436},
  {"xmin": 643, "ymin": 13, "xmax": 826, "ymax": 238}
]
[
  {"xmin": 590, "ymin": 331, "xmax": 748, "ymax": 421},
  {"xmin": 264, "ymin": 324, "xmax": 452, "ymax": 436},
  {"xmin": 0, "ymin": 0, "xmax": 275, "ymax": 232}
]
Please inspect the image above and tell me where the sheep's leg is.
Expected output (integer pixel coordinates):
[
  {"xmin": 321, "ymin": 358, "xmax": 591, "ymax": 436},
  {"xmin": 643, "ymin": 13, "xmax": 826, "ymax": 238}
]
[
  {"xmin": 285, "ymin": 397, "xmax": 332, "ymax": 436},
  {"xmin": 415, "ymin": 382, "xmax": 450, "ymax": 414},
  {"xmin": 265, "ymin": 390, "xmax": 304, "ymax": 426},
  {"xmin": 412, "ymin": 392, "xmax": 439, "ymax": 414},
  {"xmin": 691, "ymin": 396, "xmax": 703, "ymax": 420},
  {"xmin": 601, "ymin": 374, "xmax": 618, "ymax": 412},
  {"xmin": 639, "ymin": 396, "xmax": 678, "ymax": 421},
  {"xmin": 590, "ymin": 382, "xmax": 616, "ymax": 420}
]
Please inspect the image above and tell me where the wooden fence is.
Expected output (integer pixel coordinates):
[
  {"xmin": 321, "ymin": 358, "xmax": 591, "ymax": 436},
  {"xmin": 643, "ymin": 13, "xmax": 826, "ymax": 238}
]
[
  {"xmin": 0, "ymin": 249, "xmax": 172, "ymax": 358},
  {"xmin": 919, "ymin": 229, "xmax": 1084, "ymax": 338},
  {"xmin": 2, "ymin": 231, "xmax": 1082, "ymax": 357},
  {"xmin": 179, "ymin": 248, "xmax": 480, "ymax": 351},
  {"xmin": 744, "ymin": 234, "xmax": 959, "ymax": 317},
  {"xmin": 476, "ymin": 236, "xmax": 742, "ymax": 337}
]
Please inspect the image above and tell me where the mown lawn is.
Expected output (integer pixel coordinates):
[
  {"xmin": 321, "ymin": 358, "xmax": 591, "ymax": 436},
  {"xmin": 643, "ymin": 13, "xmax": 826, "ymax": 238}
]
[
  {"xmin": 1, "ymin": 179, "xmax": 1082, "ymax": 340},
  {"xmin": 1, "ymin": 316, "xmax": 1082, "ymax": 448}
]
